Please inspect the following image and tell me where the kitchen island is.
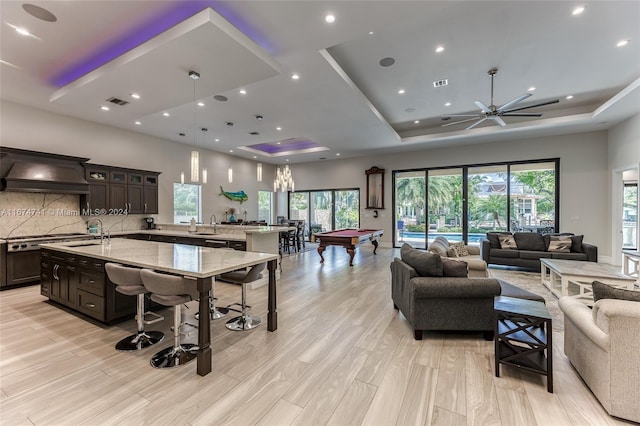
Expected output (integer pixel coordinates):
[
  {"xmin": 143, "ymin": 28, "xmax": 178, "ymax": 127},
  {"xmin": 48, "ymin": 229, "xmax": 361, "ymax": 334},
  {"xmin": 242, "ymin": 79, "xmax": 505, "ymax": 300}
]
[{"xmin": 40, "ymin": 239, "xmax": 279, "ymax": 376}]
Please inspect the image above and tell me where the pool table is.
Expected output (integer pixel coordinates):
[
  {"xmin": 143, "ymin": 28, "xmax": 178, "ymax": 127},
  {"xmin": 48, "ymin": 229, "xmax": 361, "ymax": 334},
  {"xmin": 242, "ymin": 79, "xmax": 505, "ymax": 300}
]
[{"xmin": 311, "ymin": 228, "xmax": 384, "ymax": 266}]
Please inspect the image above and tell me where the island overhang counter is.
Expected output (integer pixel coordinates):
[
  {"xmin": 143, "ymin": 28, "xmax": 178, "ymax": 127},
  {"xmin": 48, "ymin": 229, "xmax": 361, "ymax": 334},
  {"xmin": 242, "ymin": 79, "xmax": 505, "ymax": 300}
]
[{"xmin": 39, "ymin": 239, "xmax": 279, "ymax": 376}]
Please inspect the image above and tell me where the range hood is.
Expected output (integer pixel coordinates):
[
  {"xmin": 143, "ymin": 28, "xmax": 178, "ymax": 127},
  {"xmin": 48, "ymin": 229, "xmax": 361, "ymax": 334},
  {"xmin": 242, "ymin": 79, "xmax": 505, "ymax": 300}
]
[{"xmin": 0, "ymin": 148, "xmax": 90, "ymax": 194}]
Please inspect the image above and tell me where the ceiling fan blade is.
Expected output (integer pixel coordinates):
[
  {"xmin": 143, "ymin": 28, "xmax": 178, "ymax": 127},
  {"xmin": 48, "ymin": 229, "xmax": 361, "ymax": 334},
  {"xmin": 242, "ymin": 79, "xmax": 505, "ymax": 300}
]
[
  {"xmin": 490, "ymin": 116, "xmax": 506, "ymax": 127},
  {"xmin": 502, "ymin": 99, "xmax": 559, "ymax": 113},
  {"xmin": 497, "ymin": 93, "xmax": 532, "ymax": 112},
  {"xmin": 474, "ymin": 101, "xmax": 492, "ymax": 114},
  {"xmin": 442, "ymin": 114, "xmax": 483, "ymax": 118},
  {"xmin": 441, "ymin": 117, "xmax": 482, "ymax": 127},
  {"xmin": 501, "ymin": 113, "xmax": 543, "ymax": 117},
  {"xmin": 466, "ymin": 117, "xmax": 487, "ymax": 130}
]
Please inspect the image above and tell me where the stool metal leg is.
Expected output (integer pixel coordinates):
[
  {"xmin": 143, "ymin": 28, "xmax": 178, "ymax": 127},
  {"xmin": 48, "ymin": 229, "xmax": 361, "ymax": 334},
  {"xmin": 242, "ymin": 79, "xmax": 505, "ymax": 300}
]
[
  {"xmin": 226, "ymin": 282, "xmax": 262, "ymax": 331},
  {"xmin": 194, "ymin": 287, "xmax": 229, "ymax": 320},
  {"xmin": 150, "ymin": 304, "xmax": 197, "ymax": 368},
  {"xmin": 116, "ymin": 293, "xmax": 164, "ymax": 352}
]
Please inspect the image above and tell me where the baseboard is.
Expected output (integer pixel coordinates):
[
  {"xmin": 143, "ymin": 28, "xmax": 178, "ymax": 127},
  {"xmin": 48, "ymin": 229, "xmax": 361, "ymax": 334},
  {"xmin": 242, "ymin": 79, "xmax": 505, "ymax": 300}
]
[{"xmin": 598, "ymin": 255, "xmax": 614, "ymax": 265}]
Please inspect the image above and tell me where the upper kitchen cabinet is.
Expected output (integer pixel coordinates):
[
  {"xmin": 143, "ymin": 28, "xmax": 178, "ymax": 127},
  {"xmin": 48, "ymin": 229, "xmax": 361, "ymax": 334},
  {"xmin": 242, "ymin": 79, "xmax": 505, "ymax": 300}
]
[{"xmin": 82, "ymin": 164, "xmax": 160, "ymax": 215}]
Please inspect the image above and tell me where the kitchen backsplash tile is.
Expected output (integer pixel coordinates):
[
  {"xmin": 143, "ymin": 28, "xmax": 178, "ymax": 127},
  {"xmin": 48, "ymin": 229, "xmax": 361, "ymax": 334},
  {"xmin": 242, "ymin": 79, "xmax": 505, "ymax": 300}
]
[{"xmin": 0, "ymin": 192, "xmax": 151, "ymax": 238}]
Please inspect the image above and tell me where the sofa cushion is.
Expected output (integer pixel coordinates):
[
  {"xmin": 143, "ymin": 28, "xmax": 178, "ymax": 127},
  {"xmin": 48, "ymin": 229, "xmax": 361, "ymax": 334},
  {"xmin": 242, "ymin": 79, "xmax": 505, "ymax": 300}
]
[
  {"xmin": 550, "ymin": 252, "xmax": 588, "ymax": 261},
  {"xmin": 487, "ymin": 232, "xmax": 511, "ymax": 249},
  {"xmin": 519, "ymin": 250, "xmax": 552, "ymax": 260},
  {"xmin": 499, "ymin": 234, "xmax": 518, "ymax": 249},
  {"xmin": 401, "ymin": 243, "xmax": 443, "ymax": 277},
  {"xmin": 547, "ymin": 235, "xmax": 572, "ymax": 252},
  {"xmin": 427, "ymin": 237, "xmax": 449, "ymax": 256},
  {"xmin": 513, "ymin": 232, "xmax": 546, "ymax": 251},
  {"xmin": 449, "ymin": 241, "xmax": 469, "ymax": 257},
  {"xmin": 570, "ymin": 235, "xmax": 584, "ymax": 253},
  {"xmin": 490, "ymin": 248, "xmax": 520, "ymax": 258},
  {"xmin": 543, "ymin": 233, "xmax": 574, "ymax": 250},
  {"xmin": 442, "ymin": 258, "xmax": 468, "ymax": 277},
  {"xmin": 592, "ymin": 281, "xmax": 640, "ymax": 303}
]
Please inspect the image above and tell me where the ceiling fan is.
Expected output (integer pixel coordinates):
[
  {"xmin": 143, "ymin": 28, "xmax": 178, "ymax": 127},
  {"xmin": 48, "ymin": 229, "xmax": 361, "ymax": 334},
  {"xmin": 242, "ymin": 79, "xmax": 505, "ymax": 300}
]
[{"xmin": 441, "ymin": 68, "xmax": 559, "ymax": 130}]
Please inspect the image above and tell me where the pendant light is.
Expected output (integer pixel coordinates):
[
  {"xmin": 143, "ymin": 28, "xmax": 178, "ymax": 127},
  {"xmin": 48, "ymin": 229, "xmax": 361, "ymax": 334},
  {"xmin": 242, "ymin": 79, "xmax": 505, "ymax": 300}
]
[
  {"xmin": 189, "ymin": 70, "xmax": 200, "ymax": 182},
  {"xmin": 274, "ymin": 164, "xmax": 294, "ymax": 192},
  {"xmin": 256, "ymin": 115, "xmax": 263, "ymax": 182},
  {"xmin": 201, "ymin": 128, "xmax": 208, "ymax": 184}
]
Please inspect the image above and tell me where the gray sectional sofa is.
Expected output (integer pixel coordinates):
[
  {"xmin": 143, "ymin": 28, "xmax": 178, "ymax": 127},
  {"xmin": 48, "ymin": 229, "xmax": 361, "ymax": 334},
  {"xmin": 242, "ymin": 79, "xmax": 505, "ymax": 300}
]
[
  {"xmin": 391, "ymin": 244, "xmax": 545, "ymax": 340},
  {"xmin": 481, "ymin": 232, "xmax": 597, "ymax": 271}
]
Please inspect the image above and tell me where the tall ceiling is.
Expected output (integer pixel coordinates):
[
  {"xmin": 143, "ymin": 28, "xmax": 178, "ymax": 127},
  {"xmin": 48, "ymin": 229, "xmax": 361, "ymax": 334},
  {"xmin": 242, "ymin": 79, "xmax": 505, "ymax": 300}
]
[{"xmin": 1, "ymin": 1, "xmax": 639, "ymax": 165}]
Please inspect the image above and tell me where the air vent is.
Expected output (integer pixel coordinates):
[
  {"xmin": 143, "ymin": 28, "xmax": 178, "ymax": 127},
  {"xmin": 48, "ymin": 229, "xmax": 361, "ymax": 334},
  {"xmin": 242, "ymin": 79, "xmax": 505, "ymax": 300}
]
[
  {"xmin": 433, "ymin": 79, "xmax": 448, "ymax": 88},
  {"xmin": 106, "ymin": 97, "xmax": 129, "ymax": 106},
  {"xmin": 249, "ymin": 131, "xmax": 259, "ymax": 135}
]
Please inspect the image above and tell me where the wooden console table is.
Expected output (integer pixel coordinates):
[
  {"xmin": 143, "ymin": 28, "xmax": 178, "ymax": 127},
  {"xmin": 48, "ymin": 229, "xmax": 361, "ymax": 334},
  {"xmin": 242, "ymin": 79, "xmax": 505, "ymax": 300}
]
[{"xmin": 494, "ymin": 296, "xmax": 553, "ymax": 393}]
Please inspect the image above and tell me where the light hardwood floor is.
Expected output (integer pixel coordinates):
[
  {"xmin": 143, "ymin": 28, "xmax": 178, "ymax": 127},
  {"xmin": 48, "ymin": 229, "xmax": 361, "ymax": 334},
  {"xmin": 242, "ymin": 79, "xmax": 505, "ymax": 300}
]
[{"xmin": 0, "ymin": 244, "xmax": 633, "ymax": 425}]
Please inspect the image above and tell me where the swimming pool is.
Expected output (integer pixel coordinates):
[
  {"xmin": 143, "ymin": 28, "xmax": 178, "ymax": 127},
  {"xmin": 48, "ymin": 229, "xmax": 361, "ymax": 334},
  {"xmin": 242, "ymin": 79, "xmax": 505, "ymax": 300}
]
[{"xmin": 398, "ymin": 232, "xmax": 486, "ymax": 244}]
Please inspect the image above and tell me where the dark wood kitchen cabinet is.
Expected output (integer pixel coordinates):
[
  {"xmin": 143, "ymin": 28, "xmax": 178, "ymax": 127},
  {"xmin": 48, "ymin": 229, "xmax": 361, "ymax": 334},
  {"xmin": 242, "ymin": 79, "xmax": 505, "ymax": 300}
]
[
  {"xmin": 41, "ymin": 249, "xmax": 136, "ymax": 324},
  {"xmin": 82, "ymin": 164, "xmax": 160, "ymax": 215}
]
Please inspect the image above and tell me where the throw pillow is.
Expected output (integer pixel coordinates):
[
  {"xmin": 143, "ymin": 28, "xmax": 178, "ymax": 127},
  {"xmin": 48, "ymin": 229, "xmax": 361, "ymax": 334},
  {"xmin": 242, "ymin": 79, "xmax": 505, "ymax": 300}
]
[
  {"xmin": 449, "ymin": 241, "xmax": 469, "ymax": 257},
  {"xmin": 446, "ymin": 247, "xmax": 459, "ymax": 257},
  {"xmin": 547, "ymin": 235, "xmax": 571, "ymax": 253},
  {"xmin": 543, "ymin": 233, "xmax": 574, "ymax": 251},
  {"xmin": 570, "ymin": 235, "xmax": 584, "ymax": 253},
  {"xmin": 487, "ymin": 232, "xmax": 511, "ymax": 249},
  {"xmin": 442, "ymin": 258, "xmax": 468, "ymax": 277},
  {"xmin": 400, "ymin": 243, "xmax": 443, "ymax": 277},
  {"xmin": 498, "ymin": 234, "xmax": 518, "ymax": 249},
  {"xmin": 592, "ymin": 281, "xmax": 640, "ymax": 303}
]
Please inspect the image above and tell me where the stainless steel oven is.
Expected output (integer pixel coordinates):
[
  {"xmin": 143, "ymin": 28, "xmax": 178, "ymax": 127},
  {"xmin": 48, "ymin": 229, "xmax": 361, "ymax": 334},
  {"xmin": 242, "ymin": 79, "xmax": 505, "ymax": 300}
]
[{"xmin": 3, "ymin": 234, "xmax": 95, "ymax": 287}]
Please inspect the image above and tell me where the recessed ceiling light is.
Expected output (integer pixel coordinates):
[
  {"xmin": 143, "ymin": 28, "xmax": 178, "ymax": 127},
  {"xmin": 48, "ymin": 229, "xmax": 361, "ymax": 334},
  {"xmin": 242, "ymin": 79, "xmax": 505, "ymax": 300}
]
[
  {"xmin": 435, "ymin": 46, "xmax": 445, "ymax": 53},
  {"xmin": 566, "ymin": 95, "xmax": 574, "ymax": 100},
  {"xmin": 197, "ymin": 102, "xmax": 205, "ymax": 107},
  {"xmin": 229, "ymin": 150, "xmax": 233, "ymax": 153},
  {"xmin": 253, "ymin": 156, "xmax": 257, "ymax": 159},
  {"xmin": 398, "ymin": 89, "xmax": 406, "ymax": 95},
  {"xmin": 291, "ymin": 73, "xmax": 300, "ymax": 80},
  {"xmin": 215, "ymin": 138, "xmax": 220, "ymax": 142},
  {"xmin": 130, "ymin": 93, "xmax": 140, "ymax": 99},
  {"xmin": 336, "ymin": 153, "xmax": 340, "ymax": 156},
  {"xmin": 134, "ymin": 121, "xmax": 141, "ymax": 125},
  {"xmin": 214, "ymin": 95, "xmax": 228, "ymax": 102},
  {"xmin": 528, "ymin": 86, "xmax": 536, "ymax": 92},
  {"xmin": 379, "ymin": 57, "xmax": 395, "ymax": 67},
  {"xmin": 163, "ymin": 112, "xmax": 170, "ymax": 117},
  {"xmin": 23, "ymin": 4, "xmax": 57, "ymax": 22},
  {"xmin": 277, "ymin": 142, "xmax": 281, "ymax": 145},
  {"xmin": 369, "ymin": 31, "xmax": 374, "ymax": 35},
  {"xmin": 239, "ymin": 89, "xmax": 247, "ymax": 95},
  {"xmin": 444, "ymin": 102, "xmax": 451, "ymax": 107},
  {"xmin": 325, "ymin": 14, "xmax": 335, "ymax": 23},
  {"xmin": 15, "ymin": 27, "xmax": 31, "ymax": 36},
  {"xmin": 414, "ymin": 120, "xmax": 420, "ymax": 124},
  {"xmin": 617, "ymin": 39, "xmax": 630, "ymax": 47},
  {"xmin": 276, "ymin": 126, "xmax": 282, "ymax": 131},
  {"xmin": 100, "ymin": 106, "xmax": 110, "ymax": 111},
  {"xmin": 286, "ymin": 158, "xmax": 290, "ymax": 162},
  {"xmin": 572, "ymin": 6, "xmax": 586, "ymax": 15}
]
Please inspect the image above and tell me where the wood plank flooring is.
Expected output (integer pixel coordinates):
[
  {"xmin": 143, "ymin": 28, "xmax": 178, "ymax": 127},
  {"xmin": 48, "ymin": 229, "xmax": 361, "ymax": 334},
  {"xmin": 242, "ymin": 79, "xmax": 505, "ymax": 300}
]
[{"xmin": 0, "ymin": 245, "xmax": 634, "ymax": 425}]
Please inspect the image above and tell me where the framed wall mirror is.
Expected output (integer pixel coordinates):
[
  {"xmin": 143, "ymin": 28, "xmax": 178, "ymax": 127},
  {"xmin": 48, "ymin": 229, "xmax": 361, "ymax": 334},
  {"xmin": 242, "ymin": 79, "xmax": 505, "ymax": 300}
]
[{"xmin": 366, "ymin": 166, "xmax": 385, "ymax": 209}]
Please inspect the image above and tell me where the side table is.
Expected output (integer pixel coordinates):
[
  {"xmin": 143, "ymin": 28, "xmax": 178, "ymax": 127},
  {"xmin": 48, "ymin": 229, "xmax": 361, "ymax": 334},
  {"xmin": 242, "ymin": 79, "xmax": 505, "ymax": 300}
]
[{"xmin": 494, "ymin": 296, "xmax": 553, "ymax": 393}]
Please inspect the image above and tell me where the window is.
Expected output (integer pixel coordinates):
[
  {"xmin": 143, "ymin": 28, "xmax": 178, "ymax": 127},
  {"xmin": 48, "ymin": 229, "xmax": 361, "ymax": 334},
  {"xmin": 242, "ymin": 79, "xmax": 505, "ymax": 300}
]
[
  {"xmin": 258, "ymin": 191, "xmax": 272, "ymax": 223},
  {"xmin": 289, "ymin": 188, "xmax": 360, "ymax": 236},
  {"xmin": 173, "ymin": 183, "xmax": 201, "ymax": 224},
  {"xmin": 392, "ymin": 159, "xmax": 559, "ymax": 247}
]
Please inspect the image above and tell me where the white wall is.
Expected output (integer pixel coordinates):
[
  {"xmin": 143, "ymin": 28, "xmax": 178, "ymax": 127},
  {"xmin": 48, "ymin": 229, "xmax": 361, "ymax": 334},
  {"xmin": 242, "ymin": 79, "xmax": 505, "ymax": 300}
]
[
  {"xmin": 0, "ymin": 101, "xmax": 275, "ymax": 229},
  {"xmin": 291, "ymin": 131, "xmax": 610, "ymax": 256},
  {"xmin": 607, "ymin": 113, "xmax": 640, "ymax": 262}
]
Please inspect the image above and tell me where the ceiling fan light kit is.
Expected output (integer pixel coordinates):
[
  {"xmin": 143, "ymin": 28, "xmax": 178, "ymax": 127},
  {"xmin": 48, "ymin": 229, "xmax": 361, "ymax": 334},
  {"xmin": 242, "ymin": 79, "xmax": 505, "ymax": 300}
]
[{"xmin": 442, "ymin": 68, "xmax": 559, "ymax": 130}]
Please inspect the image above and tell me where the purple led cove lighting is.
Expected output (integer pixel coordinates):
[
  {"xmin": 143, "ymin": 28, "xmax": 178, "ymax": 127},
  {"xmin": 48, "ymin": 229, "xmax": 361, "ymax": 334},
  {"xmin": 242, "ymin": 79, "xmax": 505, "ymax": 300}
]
[
  {"xmin": 248, "ymin": 139, "xmax": 321, "ymax": 154},
  {"xmin": 50, "ymin": 1, "xmax": 275, "ymax": 87}
]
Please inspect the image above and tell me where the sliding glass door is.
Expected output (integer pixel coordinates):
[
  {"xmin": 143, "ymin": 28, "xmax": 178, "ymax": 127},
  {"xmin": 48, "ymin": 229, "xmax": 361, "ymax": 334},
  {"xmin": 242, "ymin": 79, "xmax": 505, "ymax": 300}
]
[
  {"xmin": 393, "ymin": 159, "xmax": 559, "ymax": 248},
  {"xmin": 289, "ymin": 188, "xmax": 359, "ymax": 237}
]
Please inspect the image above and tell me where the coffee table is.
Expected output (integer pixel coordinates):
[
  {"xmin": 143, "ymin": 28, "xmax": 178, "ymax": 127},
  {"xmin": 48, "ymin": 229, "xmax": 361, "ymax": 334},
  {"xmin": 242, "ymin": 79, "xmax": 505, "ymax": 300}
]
[{"xmin": 540, "ymin": 258, "xmax": 636, "ymax": 305}]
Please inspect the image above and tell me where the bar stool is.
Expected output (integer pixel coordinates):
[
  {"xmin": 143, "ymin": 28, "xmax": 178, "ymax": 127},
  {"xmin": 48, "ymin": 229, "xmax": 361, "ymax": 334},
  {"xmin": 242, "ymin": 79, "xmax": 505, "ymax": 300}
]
[
  {"xmin": 105, "ymin": 263, "xmax": 164, "ymax": 351},
  {"xmin": 219, "ymin": 263, "xmax": 266, "ymax": 331},
  {"xmin": 140, "ymin": 269, "xmax": 199, "ymax": 368}
]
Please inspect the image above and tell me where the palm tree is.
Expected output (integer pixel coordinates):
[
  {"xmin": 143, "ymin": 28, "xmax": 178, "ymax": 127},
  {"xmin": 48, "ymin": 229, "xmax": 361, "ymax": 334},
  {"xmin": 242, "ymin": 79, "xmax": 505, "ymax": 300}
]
[{"xmin": 478, "ymin": 195, "xmax": 507, "ymax": 229}]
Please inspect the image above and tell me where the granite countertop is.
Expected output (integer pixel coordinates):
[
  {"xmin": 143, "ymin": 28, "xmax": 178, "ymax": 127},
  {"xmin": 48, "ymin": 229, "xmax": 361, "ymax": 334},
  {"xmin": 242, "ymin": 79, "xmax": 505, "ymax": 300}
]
[{"xmin": 40, "ymin": 239, "xmax": 278, "ymax": 278}]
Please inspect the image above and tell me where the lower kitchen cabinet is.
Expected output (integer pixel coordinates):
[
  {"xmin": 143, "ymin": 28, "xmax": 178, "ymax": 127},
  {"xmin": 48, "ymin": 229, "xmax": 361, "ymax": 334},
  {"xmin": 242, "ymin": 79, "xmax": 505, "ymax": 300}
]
[{"xmin": 41, "ymin": 249, "xmax": 136, "ymax": 324}]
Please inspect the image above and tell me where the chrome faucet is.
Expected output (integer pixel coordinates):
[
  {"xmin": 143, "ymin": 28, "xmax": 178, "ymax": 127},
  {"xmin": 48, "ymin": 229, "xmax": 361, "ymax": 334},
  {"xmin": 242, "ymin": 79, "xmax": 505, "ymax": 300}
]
[
  {"xmin": 88, "ymin": 217, "xmax": 104, "ymax": 244},
  {"xmin": 209, "ymin": 214, "xmax": 217, "ymax": 233}
]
